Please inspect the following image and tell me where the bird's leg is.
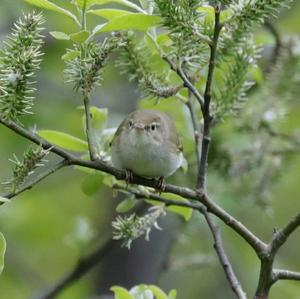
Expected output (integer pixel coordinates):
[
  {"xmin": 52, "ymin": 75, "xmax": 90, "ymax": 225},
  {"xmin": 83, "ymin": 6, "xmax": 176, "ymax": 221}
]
[
  {"xmin": 156, "ymin": 176, "xmax": 166, "ymax": 193},
  {"xmin": 125, "ymin": 169, "xmax": 134, "ymax": 186}
]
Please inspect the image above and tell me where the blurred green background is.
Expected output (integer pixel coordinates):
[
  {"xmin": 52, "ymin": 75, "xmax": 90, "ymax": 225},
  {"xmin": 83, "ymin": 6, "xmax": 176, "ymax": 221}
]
[{"xmin": 1, "ymin": 1, "xmax": 300, "ymax": 299}]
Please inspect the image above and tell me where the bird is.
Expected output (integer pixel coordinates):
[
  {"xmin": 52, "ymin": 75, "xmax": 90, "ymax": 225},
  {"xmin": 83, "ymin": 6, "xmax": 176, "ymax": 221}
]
[{"xmin": 110, "ymin": 109, "xmax": 183, "ymax": 185}]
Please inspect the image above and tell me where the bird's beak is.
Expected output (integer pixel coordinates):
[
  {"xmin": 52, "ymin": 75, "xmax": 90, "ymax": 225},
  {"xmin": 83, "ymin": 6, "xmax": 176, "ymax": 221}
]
[{"xmin": 133, "ymin": 123, "xmax": 144, "ymax": 131}]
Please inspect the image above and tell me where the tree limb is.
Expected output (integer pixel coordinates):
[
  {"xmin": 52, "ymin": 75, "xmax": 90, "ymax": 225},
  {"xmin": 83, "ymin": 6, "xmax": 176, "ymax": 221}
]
[
  {"xmin": 1, "ymin": 159, "xmax": 68, "ymax": 206},
  {"xmin": 197, "ymin": 4, "xmax": 222, "ymax": 190},
  {"xmin": 34, "ymin": 236, "xmax": 115, "ymax": 299},
  {"xmin": 203, "ymin": 211, "xmax": 247, "ymax": 299},
  {"xmin": 162, "ymin": 56, "xmax": 205, "ymax": 109},
  {"xmin": 272, "ymin": 269, "xmax": 300, "ymax": 283},
  {"xmin": 270, "ymin": 212, "xmax": 300, "ymax": 254}
]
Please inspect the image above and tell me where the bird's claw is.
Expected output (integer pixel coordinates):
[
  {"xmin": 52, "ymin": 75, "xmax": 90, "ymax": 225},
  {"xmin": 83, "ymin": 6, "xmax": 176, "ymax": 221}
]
[
  {"xmin": 125, "ymin": 169, "xmax": 133, "ymax": 186},
  {"xmin": 155, "ymin": 176, "xmax": 166, "ymax": 193}
]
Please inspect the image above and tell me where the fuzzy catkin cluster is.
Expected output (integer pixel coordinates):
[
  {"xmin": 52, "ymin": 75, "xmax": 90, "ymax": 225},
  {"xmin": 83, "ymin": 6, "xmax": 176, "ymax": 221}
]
[{"xmin": 0, "ymin": 12, "xmax": 44, "ymax": 122}]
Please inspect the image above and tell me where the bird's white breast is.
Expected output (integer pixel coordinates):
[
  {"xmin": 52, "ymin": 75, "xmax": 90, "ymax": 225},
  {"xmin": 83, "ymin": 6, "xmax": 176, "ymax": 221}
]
[{"xmin": 111, "ymin": 130, "xmax": 182, "ymax": 178}]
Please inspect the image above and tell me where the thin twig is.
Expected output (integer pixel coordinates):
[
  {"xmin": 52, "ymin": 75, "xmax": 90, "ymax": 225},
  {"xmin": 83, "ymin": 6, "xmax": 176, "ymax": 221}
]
[
  {"xmin": 264, "ymin": 21, "xmax": 282, "ymax": 73},
  {"xmin": 1, "ymin": 159, "xmax": 69, "ymax": 206},
  {"xmin": 203, "ymin": 211, "xmax": 247, "ymax": 299},
  {"xmin": 272, "ymin": 269, "xmax": 300, "ymax": 283},
  {"xmin": 34, "ymin": 236, "xmax": 115, "ymax": 299},
  {"xmin": 186, "ymin": 88, "xmax": 201, "ymax": 167},
  {"xmin": 197, "ymin": 4, "xmax": 222, "ymax": 191},
  {"xmin": 162, "ymin": 56, "xmax": 205, "ymax": 109},
  {"xmin": 270, "ymin": 212, "xmax": 300, "ymax": 254},
  {"xmin": 83, "ymin": 93, "xmax": 98, "ymax": 160}
]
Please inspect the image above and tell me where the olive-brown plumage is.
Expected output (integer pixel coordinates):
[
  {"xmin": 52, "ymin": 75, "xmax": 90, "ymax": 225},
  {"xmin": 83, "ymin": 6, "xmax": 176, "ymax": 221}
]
[{"xmin": 110, "ymin": 109, "xmax": 183, "ymax": 178}]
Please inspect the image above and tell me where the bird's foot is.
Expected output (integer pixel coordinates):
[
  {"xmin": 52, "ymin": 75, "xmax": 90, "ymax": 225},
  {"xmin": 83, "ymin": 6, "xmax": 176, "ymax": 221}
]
[
  {"xmin": 155, "ymin": 176, "xmax": 166, "ymax": 193},
  {"xmin": 125, "ymin": 169, "xmax": 134, "ymax": 186}
]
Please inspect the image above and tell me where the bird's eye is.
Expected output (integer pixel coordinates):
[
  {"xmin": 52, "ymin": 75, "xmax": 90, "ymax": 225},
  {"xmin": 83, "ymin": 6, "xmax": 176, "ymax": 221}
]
[
  {"xmin": 128, "ymin": 120, "xmax": 133, "ymax": 128},
  {"xmin": 151, "ymin": 124, "xmax": 156, "ymax": 131}
]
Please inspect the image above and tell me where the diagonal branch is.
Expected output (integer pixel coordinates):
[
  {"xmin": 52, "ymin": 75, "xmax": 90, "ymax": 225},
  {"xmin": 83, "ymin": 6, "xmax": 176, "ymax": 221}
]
[
  {"xmin": 203, "ymin": 211, "xmax": 247, "ymax": 299},
  {"xmin": 34, "ymin": 236, "xmax": 115, "ymax": 299},
  {"xmin": 270, "ymin": 212, "xmax": 300, "ymax": 254},
  {"xmin": 1, "ymin": 159, "xmax": 68, "ymax": 206},
  {"xmin": 162, "ymin": 56, "xmax": 205, "ymax": 109}
]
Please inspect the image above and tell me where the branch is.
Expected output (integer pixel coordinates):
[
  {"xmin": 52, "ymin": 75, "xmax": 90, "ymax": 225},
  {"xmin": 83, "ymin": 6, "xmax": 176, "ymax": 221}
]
[
  {"xmin": 83, "ymin": 93, "xmax": 98, "ymax": 161},
  {"xmin": 115, "ymin": 184, "xmax": 247, "ymax": 299},
  {"xmin": 270, "ymin": 212, "xmax": 300, "ymax": 254},
  {"xmin": 203, "ymin": 211, "xmax": 247, "ymax": 299},
  {"xmin": 264, "ymin": 21, "xmax": 282, "ymax": 73},
  {"xmin": 0, "ymin": 116, "xmax": 266, "ymax": 255},
  {"xmin": 162, "ymin": 56, "xmax": 205, "ymax": 109},
  {"xmin": 255, "ymin": 212, "xmax": 300, "ymax": 298},
  {"xmin": 272, "ymin": 269, "xmax": 300, "ymax": 283},
  {"xmin": 197, "ymin": 4, "xmax": 222, "ymax": 190},
  {"xmin": 186, "ymin": 88, "xmax": 201, "ymax": 168},
  {"xmin": 34, "ymin": 236, "xmax": 115, "ymax": 299},
  {"xmin": 1, "ymin": 159, "xmax": 68, "ymax": 206}
]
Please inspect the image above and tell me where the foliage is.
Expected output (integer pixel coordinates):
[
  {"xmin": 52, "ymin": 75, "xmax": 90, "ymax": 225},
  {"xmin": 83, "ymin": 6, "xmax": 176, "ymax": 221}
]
[
  {"xmin": 111, "ymin": 284, "xmax": 177, "ymax": 299},
  {"xmin": 0, "ymin": 0, "xmax": 300, "ymax": 299}
]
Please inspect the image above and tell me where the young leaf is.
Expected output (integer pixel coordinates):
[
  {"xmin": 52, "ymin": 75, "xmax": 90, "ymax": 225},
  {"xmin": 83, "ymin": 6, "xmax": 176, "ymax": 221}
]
[
  {"xmin": 87, "ymin": 0, "xmax": 144, "ymax": 12},
  {"xmin": 25, "ymin": 0, "xmax": 80, "ymax": 25},
  {"xmin": 111, "ymin": 286, "xmax": 134, "ymax": 299},
  {"xmin": 38, "ymin": 130, "xmax": 88, "ymax": 152},
  {"xmin": 81, "ymin": 173, "xmax": 104, "ymax": 196},
  {"xmin": 116, "ymin": 197, "xmax": 136, "ymax": 213},
  {"xmin": 88, "ymin": 8, "xmax": 132, "ymax": 20},
  {"xmin": 168, "ymin": 289, "xmax": 177, "ymax": 299},
  {"xmin": 0, "ymin": 232, "xmax": 6, "ymax": 275},
  {"xmin": 50, "ymin": 31, "xmax": 70, "ymax": 40},
  {"xmin": 147, "ymin": 285, "xmax": 168, "ymax": 299},
  {"xmin": 165, "ymin": 194, "xmax": 193, "ymax": 221},
  {"xmin": 93, "ymin": 13, "xmax": 160, "ymax": 34},
  {"xmin": 70, "ymin": 30, "xmax": 90, "ymax": 43}
]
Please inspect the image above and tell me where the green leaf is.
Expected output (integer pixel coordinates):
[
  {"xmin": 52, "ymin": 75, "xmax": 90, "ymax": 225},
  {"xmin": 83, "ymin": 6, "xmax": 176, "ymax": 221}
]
[
  {"xmin": 148, "ymin": 285, "xmax": 168, "ymax": 299},
  {"xmin": 79, "ymin": 106, "xmax": 108, "ymax": 134},
  {"xmin": 25, "ymin": 0, "xmax": 79, "ymax": 25},
  {"xmin": 38, "ymin": 130, "xmax": 88, "ymax": 152},
  {"xmin": 111, "ymin": 286, "xmax": 134, "ymax": 299},
  {"xmin": 168, "ymin": 289, "xmax": 177, "ymax": 299},
  {"xmin": 92, "ymin": 13, "xmax": 160, "ymax": 34},
  {"xmin": 81, "ymin": 173, "xmax": 104, "ymax": 196},
  {"xmin": 90, "ymin": 107, "xmax": 108, "ymax": 133},
  {"xmin": 74, "ymin": 165, "xmax": 97, "ymax": 174},
  {"xmin": 0, "ymin": 232, "xmax": 6, "ymax": 275},
  {"xmin": 88, "ymin": 8, "xmax": 132, "ymax": 20},
  {"xmin": 50, "ymin": 31, "xmax": 70, "ymax": 40},
  {"xmin": 70, "ymin": 30, "xmax": 90, "ymax": 43},
  {"xmin": 86, "ymin": 0, "xmax": 144, "ymax": 12},
  {"xmin": 75, "ymin": 0, "xmax": 97, "ymax": 9},
  {"xmin": 0, "ymin": 196, "xmax": 10, "ymax": 203},
  {"xmin": 116, "ymin": 197, "xmax": 136, "ymax": 213},
  {"xmin": 102, "ymin": 175, "xmax": 117, "ymax": 188},
  {"xmin": 165, "ymin": 193, "xmax": 193, "ymax": 221},
  {"xmin": 62, "ymin": 50, "xmax": 81, "ymax": 61}
]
